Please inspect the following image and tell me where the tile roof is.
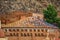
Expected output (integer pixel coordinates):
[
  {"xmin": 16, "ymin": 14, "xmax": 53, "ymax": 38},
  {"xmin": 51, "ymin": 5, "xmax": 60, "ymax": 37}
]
[
  {"xmin": 1, "ymin": 13, "xmax": 58, "ymax": 29},
  {"xmin": 28, "ymin": 18, "xmax": 58, "ymax": 28},
  {"xmin": 1, "ymin": 16, "xmax": 58, "ymax": 29}
]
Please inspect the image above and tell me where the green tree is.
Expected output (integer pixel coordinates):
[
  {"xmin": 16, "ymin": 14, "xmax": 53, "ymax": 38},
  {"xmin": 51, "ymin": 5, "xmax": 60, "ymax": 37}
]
[
  {"xmin": 43, "ymin": 4, "xmax": 57, "ymax": 19},
  {"xmin": 55, "ymin": 18, "xmax": 60, "ymax": 28},
  {"xmin": 43, "ymin": 4, "xmax": 60, "ymax": 28}
]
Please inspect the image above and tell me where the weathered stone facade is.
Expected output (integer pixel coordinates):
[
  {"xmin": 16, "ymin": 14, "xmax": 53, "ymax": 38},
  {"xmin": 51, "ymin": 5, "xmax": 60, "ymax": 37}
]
[{"xmin": 1, "ymin": 27, "xmax": 59, "ymax": 40}]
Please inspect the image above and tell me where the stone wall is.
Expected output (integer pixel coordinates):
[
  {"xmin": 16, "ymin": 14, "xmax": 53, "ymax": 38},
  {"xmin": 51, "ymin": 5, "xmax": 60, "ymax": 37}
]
[{"xmin": 0, "ymin": 0, "xmax": 60, "ymax": 14}]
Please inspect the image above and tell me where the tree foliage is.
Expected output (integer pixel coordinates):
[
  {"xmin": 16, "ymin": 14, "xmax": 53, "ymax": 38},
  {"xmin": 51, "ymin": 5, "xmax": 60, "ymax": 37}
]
[
  {"xmin": 43, "ymin": 5, "xmax": 57, "ymax": 19},
  {"xmin": 43, "ymin": 4, "xmax": 60, "ymax": 29}
]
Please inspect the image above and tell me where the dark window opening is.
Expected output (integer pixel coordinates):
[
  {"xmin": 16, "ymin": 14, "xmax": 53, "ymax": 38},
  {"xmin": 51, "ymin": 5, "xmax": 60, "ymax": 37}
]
[
  {"xmin": 25, "ymin": 29, "xmax": 27, "ymax": 32},
  {"xmin": 21, "ymin": 33, "xmax": 23, "ymax": 36},
  {"xmin": 24, "ymin": 33, "xmax": 26, "ymax": 37},
  {"xmin": 38, "ymin": 33, "xmax": 40, "ymax": 36},
  {"xmin": 35, "ymin": 33, "xmax": 37, "ymax": 36},
  {"xmin": 21, "ymin": 29, "xmax": 24, "ymax": 31},
  {"xmin": 17, "ymin": 29, "xmax": 19, "ymax": 31},
  {"xmin": 29, "ymin": 29, "xmax": 32, "ymax": 32},
  {"xmin": 5, "ymin": 29, "xmax": 7, "ymax": 32},
  {"xmin": 10, "ymin": 33, "xmax": 13, "ymax": 36},
  {"xmin": 38, "ymin": 29, "xmax": 40, "ymax": 32},
  {"xmin": 41, "ymin": 29, "xmax": 44, "ymax": 32},
  {"xmin": 13, "ymin": 33, "xmax": 15, "ymax": 36},
  {"xmin": 9, "ymin": 29, "xmax": 11, "ymax": 31},
  {"xmin": 34, "ymin": 29, "xmax": 36, "ymax": 32},
  {"xmin": 21, "ymin": 33, "xmax": 33, "ymax": 37},
  {"xmin": 13, "ymin": 29, "xmax": 15, "ymax": 31},
  {"xmin": 35, "ymin": 33, "xmax": 41, "ymax": 37},
  {"xmin": 59, "ymin": 36, "xmax": 60, "ymax": 38}
]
